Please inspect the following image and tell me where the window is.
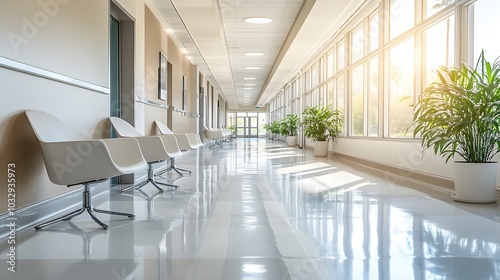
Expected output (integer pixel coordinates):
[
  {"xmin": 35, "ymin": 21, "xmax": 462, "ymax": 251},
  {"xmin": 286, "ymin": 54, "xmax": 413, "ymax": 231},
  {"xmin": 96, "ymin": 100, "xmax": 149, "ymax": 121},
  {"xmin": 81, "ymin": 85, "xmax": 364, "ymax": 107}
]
[
  {"xmin": 319, "ymin": 85, "xmax": 326, "ymax": 107},
  {"xmin": 388, "ymin": 38, "xmax": 414, "ymax": 137},
  {"xmin": 327, "ymin": 81, "xmax": 335, "ymax": 106},
  {"xmin": 311, "ymin": 62, "xmax": 320, "ymax": 88},
  {"xmin": 469, "ymin": 0, "xmax": 500, "ymax": 63},
  {"xmin": 351, "ymin": 65, "xmax": 364, "ymax": 136},
  {"xmin": 369, "ymin": 12, "xmax": 379, "ymax": 52},
  {"xmin": 327, "ymin": 49, "xmax": 335, "ymax": 78},
  {"xmin": 423, "ymin": 15, "xmax": 455, "ymax": 87},
  {"xmin": 266, "ymin": 0, "xmax": 476, "ymax": 141},
  {"xmin": 351, "ymin": 24, "xmax": 364, "ymax": 63},
  {"xmin": 368, "ymin": 57, "xmax": 379, "ymax": 137},
  {"xmin": 337, "ymin": 40, "xmax": 345, "ymax": 70},
  {"xmin": 337, "ymin": 75, "xmax": 345, "ymax": 113},
  {"xmin": 425, "ymin": 0, "xmax": 455, "ymax": 19},
  {"xmin": 337, "ymin": 75, "xmax": 345, "ymax": 135},
  {"xmin": 304, "ymin": 70, "xmax": 311, "ymax": 91},
  {"xmin": 390, "ymin": 0, "xmax": 415, "ymax": 40}
]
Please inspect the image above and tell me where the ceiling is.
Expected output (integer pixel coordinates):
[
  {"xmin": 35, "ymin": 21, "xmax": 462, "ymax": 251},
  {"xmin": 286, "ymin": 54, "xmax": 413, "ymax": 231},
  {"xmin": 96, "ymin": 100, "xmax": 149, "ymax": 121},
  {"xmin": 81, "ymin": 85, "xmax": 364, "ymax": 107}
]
[{"xmin": 151, "ymin": 0, "xmax": 364, "ymax": 110}]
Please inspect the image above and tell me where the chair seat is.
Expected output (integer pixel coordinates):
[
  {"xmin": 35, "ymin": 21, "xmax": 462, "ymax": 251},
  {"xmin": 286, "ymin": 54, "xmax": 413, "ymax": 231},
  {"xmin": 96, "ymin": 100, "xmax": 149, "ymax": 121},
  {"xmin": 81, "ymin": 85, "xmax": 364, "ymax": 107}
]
[{"xmin": 25, "ymin": 110, "xmax": 146, "ymax": 230}]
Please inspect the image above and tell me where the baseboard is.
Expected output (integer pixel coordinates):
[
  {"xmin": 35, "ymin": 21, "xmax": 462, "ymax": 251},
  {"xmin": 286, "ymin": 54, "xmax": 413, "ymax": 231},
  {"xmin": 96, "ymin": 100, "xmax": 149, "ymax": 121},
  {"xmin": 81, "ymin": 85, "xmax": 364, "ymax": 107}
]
[{"xmin": 332, "ymin": 152, "xmax": 455, "ymax": 193}]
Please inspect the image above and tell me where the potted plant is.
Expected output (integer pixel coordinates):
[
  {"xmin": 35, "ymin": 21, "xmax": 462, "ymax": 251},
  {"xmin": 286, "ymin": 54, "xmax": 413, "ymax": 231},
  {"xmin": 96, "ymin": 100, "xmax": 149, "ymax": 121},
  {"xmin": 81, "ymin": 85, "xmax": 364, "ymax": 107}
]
[
  {"xmin": 268, "ymin": 120, "xmax": 281, "ymax": 140},
  {"xmin": 262, "ymin": 123, "xmax": 271, "ymax": 138},
  {"xmin": 301, "ymin": 105, "xmax": 343, "ymax": 156},
  {"xmin": 413, "ymin": 51, "xmax": 500, "ymax": 203},
  {"xmin": 227, "ymin": 124, "xmax": 236, "ymax": 138},
  {"xmin": 282, "ymin": 114, "xmax": 299, "ymax": 147}
]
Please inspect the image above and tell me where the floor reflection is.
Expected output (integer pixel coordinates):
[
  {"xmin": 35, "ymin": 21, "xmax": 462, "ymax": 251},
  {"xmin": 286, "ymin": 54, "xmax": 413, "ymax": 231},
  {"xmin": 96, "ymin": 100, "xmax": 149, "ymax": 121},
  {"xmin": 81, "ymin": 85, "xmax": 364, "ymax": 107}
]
[{"xmin": 2, "ymin": 138, "xmax": 500, "ymax": 279}]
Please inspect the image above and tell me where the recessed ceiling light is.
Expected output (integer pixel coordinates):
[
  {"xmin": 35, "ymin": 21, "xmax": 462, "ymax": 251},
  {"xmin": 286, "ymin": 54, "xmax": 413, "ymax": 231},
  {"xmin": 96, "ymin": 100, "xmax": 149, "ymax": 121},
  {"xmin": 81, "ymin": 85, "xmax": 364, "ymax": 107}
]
[
  {"xmin": 244, "ymin": 17, "xmax": 272, "ymax": 24},
  {"xmin": 245, "ymin": 52, "xmax": 264, "ymax": 56},
  {"xmin": 245, "ymin": 67, "xmax": 261, "ymax": 70},
  {"xmin": 243, "ymin": 87, "xmax": 253, "ymax": 90},
  {"xmin": 244, "ymin": 78, "xmax": 256, "ymax": 80}
]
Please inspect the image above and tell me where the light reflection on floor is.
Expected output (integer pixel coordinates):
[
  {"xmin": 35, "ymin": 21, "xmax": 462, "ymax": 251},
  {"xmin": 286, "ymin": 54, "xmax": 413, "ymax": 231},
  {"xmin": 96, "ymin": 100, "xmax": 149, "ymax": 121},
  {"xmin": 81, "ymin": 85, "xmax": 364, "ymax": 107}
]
[{"xmin": 2, "ymin": 138, "xmax": 500, "ymax": 279}]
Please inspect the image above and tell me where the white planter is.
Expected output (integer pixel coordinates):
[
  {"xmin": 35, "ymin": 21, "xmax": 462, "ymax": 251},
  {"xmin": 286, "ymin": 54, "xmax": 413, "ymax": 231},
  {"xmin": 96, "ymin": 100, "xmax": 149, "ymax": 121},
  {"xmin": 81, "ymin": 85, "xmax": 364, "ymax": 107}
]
[
  {"xmin": 314, "ymin": 141, "xmax": 329, "ymax": 157},
  {"xmin": 286, "ymin": 136, "xmax": 297, "ymax": 147},
  {"xmin": 453, "ymin": 161, "xmax": 498, "ymax": 203}
]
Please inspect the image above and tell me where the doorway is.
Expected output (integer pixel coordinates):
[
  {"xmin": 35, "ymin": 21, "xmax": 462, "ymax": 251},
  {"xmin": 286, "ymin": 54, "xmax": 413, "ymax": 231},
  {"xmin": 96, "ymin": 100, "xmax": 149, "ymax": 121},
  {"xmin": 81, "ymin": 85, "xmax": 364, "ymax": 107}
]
[
  {"xmin": 110, "ymin": 3, "xmax": 135, "ymax": 185},
  {"xmin": 236, "ymin": 112, "xmax": 259, "ymax": 138}
]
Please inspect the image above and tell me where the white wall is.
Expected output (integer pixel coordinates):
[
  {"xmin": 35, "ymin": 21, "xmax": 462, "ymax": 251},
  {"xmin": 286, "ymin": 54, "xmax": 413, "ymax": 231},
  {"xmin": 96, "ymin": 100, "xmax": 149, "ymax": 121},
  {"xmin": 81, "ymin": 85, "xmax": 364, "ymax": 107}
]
[
  {"xmin": 332, "ymin": 138, "xmax": 453, "ymax": 179},
  {"xmin": 0, "ymin": 0, "xmax": 110, "ymax": 213}
]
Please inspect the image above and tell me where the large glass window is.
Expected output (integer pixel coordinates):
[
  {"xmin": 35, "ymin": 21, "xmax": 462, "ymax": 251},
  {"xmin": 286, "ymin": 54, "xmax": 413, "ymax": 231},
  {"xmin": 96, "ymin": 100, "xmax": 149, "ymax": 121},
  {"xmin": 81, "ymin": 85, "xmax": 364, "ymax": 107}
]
[
  {"xmin": 304, "ymin": 70, "xmax": 311, "ymax": 91},
  {"xmin": 388, "ymin": 38, "xmax": 414, "ymax": 137},
  {"xmin": 327, "ymin": 81, "xmax": 335, "ymax": 106},
  {"xmin": 327, "ymin": 50, "xmax": 335, "ymax": 78},
  {"xmin": 351, "ymin": 24, "xmax": 364, "ymax": 63},
  {"xmin": 368, "ymin": 57, "xmax": 379, "ymax": 137},
  {"xmin": 470, "ymin": 0, "xmax": 500, "ymax": 63},
  {"xmin": 338, "ymin": 41, "xmax": 345, "ymax": 70},
  {"xmin": 369, "ymin": 12, "xmax": 379, "ymax": 52},
  {"xmin": 337, "ymin": 74, "xmax": 345, "ymax": 136},
  {"xmin": 390, "ymin": 0, "xmax": 415, "ymax": 40},
  {"xmin": 351, "ymin": 65, "xmax": 364, "ymax": 136},
  {"xmin": 337, "ymin": 75, "xmax": 345, "ymax": 114},
  {"xmin": 425, "ymin": 0, "xmax": 455, "ymax": 19},
  {"xmin": 423, "ymin": 15, "xmax": 455, "ymax": 87},
  {"xmin": 312, "ymin": 62, "xmax": 320, "ymax": 88},
  {"xmin": 266, "ymin": 0, "xmax": 480, "ymax": 141}
]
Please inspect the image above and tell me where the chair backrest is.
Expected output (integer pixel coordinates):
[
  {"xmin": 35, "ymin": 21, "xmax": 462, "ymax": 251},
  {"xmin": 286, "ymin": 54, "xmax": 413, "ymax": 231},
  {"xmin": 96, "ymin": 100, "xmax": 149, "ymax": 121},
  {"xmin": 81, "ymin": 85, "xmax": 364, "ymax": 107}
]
[
  {"xmin": 109, "ymin": 117, "xmax": 143, "ymax": 137},
  {"xmin": 154, "ymin": 120, "xmax": 174, "ymax": 135},
  {"xmin": 25, "ymin": 110, "xmax": 84, "ymax": 143},
  {"xmin": 160, "ymin": 134, "xmax": 182, "ymax": 155}
]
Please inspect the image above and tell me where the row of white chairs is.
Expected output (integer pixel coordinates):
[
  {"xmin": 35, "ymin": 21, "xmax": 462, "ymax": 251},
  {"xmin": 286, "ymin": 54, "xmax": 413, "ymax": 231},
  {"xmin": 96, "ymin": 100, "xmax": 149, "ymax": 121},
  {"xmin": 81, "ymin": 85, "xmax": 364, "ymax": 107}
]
[
  {"xmin": 25, "ymin": 110, "xmax": 203, "ymax": 230},
  {"xmin": 203, "ymin": 126, "xmax": 231, "ymax": 148}
]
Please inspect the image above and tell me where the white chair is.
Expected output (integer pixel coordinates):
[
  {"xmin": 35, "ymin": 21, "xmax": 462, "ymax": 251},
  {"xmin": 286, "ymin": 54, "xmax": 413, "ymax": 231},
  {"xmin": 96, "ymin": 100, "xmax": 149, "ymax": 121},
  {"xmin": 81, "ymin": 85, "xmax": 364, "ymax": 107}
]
[
  {"xmin": 155, "ymin": 133, "xmax": 192, "ymax": 177},
  {"xmin": 154, "ymin": 120, "xmax": 203, "ymax": 151},
  {"xmin": 109, "ymin": 117, "xmax": 185, "ymax": 191},
  {"xmin": 204, "ymin": 126, "xmax": 224, "ymax": 148},
  {"xmin": 25, "ymin": 110, "xmax": 147, "ymax": 230}
]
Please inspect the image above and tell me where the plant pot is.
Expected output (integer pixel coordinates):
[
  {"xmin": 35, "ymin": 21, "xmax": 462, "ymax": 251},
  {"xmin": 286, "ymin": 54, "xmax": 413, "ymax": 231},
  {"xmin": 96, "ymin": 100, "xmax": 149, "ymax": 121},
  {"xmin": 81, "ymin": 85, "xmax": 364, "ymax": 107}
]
[
  {"xmin": 286, "ymin": 136, "xmax": 297, "ymax": 147},
  {"xmin": 452, "ymin": 161, "xmax": 498, "ymax": 203},
  {"xmin": 314, "ymin": 141, "xmax": 329, "ymax": 157}
]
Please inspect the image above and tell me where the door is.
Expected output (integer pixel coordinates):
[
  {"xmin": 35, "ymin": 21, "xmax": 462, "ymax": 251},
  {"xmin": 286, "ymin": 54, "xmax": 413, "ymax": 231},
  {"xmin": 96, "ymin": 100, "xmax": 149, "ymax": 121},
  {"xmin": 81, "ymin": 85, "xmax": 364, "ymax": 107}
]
[
  {"xmin": 110, "ymin": 16, "xmax": 120, "ymax": 122},
  {"xmin": 110, "ymin": 16, "xmax": 120, "ymax": 186},
  {"xmin": 236, "ymin": 115, "xmax": 259, "ymax": 138}
]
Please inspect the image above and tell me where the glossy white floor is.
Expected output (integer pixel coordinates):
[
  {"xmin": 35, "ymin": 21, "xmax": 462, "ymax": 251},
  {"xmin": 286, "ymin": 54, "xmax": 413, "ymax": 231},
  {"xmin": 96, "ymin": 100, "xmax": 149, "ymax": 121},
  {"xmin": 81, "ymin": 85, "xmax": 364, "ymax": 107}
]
[{"xmin": 2, "ymin": 138, "xmax": 500, "ymax": 280}]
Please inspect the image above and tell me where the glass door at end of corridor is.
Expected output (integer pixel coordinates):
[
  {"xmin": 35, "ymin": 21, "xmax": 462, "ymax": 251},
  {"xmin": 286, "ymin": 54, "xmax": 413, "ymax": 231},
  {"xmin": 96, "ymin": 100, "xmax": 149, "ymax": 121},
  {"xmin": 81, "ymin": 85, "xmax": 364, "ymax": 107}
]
[{"xmin": 236, "ymin": 115, "xmax": 259, "ymax": 138}]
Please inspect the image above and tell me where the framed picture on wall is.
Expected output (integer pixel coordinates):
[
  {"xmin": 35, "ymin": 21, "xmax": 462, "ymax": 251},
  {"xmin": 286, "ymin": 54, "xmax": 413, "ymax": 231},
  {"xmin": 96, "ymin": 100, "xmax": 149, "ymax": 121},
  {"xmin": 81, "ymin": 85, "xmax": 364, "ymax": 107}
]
[
  {"xmin": 182, "ymin": 76, "xmax": 187, "ymax": 111},
  {"xmin": 158, "ymin": 52, "xmax": 167, "ymax": 100}
]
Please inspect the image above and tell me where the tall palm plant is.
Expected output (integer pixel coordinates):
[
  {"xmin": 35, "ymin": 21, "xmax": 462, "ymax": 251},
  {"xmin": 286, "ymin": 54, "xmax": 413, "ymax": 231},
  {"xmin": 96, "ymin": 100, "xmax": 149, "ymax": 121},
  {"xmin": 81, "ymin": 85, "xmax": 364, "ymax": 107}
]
[
  {"xmin": 302, "ymin": 106, "xmax": 343, "ymax": 142},
  {"xmin": 282, "ymin": 114, "xmax": 299, "ymax": 136},
  {"xmin": 413, "ymin": 51, "xmax": 500, "ymax": 163}
]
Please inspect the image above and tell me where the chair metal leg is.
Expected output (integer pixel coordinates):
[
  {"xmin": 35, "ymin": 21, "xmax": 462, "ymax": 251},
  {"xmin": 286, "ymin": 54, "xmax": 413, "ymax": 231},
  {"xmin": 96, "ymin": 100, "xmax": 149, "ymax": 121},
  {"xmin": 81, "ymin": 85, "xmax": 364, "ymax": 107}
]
[
  {"xmin": 86, "ymin": 208, "xmax": 108, "ymax": 230},
  {"xmin": 170, "ymin": 158, "xmax": 192, "ymax": 174},
  {"xmin": 121, "ymin": 180, "xmax": 148, "ymax": 192},
  {"xmin": 121, "ymin": 163, "xmax": 179, "ymax": 193},
  {"xmin": 209, "ymin": 139, "xmax": 223, "ymax": 148},
  {"xmin": 35, "ymin": 208, "xmax": 85, "ymax": 230},
  {"xmin": 35, "ymin": 183, "xmax": 135, "ymax": 230},
  {"xmin": 153, "ymin": 180, "xmax": 178, "ymax": 189},
  {"xmin": 93, "ymin": 208, "xmax": 135, "ymax": 219}
]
